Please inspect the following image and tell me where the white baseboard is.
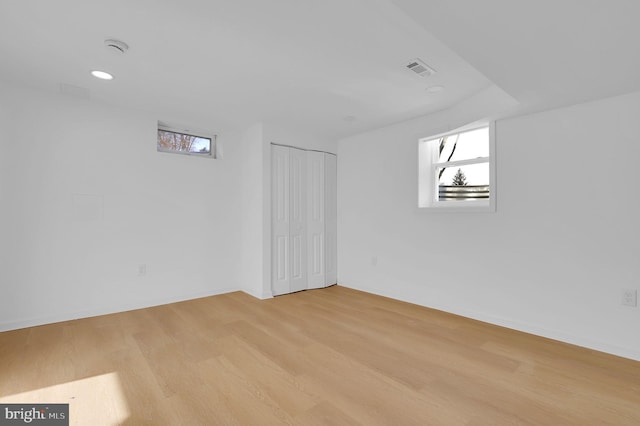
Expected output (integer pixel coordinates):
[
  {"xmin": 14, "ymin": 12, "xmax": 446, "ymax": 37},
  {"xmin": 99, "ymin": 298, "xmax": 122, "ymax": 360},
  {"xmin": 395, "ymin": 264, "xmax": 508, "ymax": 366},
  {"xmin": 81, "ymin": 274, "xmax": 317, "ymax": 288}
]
[
  {"xmin": 0, "ymin": 287, "xmax": 238, "ymax": 332},
  {"xmin": 241, "ymin": 287, "xmax": 274, "ymax": 300},
  {"xmin": 340, "ymin": 282, "xmax": 640, "ymax": 362}
]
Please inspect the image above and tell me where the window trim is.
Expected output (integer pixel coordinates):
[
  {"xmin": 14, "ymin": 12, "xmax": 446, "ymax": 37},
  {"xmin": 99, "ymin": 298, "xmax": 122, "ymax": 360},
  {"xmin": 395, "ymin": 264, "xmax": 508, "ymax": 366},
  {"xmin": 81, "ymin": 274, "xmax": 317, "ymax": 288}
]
[
  {"xmin": 157, "ymin": 123, "xmax": 217, "ymax": 159},
  {"xmin": 418, "ymin": 122, "xmax": 496, "ymax": 213}
]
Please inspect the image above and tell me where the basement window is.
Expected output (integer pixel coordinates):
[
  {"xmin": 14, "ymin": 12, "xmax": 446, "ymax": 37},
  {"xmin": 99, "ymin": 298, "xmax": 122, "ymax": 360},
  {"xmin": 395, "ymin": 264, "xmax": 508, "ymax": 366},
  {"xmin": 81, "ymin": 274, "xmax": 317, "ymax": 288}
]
[
  {"xmin": 157, "ymin": 124, "xmax": 216, "ymax": 158},
  {"xmin": 418, "ymin": 123, "xmax": 496, "ymax": 212}
]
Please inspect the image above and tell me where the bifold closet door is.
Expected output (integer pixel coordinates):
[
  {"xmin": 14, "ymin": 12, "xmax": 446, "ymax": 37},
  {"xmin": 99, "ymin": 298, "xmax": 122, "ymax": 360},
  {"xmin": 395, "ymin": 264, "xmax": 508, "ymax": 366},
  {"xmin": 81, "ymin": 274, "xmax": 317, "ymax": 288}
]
[
  {"xmin": 272, "ymin": 145, "xmax": 308, "ymax": 296},
  {"xmin": 324, "ymin": 153, "xmax": 337, "ymax": 286},
  {"xmin": 306, "ymin": 151, "xmax": 325, "ymax": 289},
  {"xmin": 271, "ymin": 145, "xmax": 290, "ymax": 296},
  {"xmin": 288, "ymin": 148, "xmax": 307, "ymax": 293},
  {"xmin": 272, "ymin": 145, "xmax": 337, "ymax": 296}
]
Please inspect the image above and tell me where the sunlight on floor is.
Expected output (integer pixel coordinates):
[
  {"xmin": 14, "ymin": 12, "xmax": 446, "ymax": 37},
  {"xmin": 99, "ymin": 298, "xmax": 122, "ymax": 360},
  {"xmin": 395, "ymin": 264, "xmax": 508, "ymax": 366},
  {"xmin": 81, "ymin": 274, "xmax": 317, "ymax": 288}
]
[{"xmin": 0, "ymin": 372, "xmax": 130, "ymax": 426}]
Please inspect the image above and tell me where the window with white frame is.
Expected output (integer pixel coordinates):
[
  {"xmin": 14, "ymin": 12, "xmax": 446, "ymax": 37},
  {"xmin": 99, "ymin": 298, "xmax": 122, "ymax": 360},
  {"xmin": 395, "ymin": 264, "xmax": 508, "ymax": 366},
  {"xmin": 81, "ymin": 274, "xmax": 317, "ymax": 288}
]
[
  {"xmin": 157, "ymin": 124, "xmax": 216, "ymax": 158},
  {"xmin": 418, "ymin": 124, "xmax": 495, "ymax": 211}
]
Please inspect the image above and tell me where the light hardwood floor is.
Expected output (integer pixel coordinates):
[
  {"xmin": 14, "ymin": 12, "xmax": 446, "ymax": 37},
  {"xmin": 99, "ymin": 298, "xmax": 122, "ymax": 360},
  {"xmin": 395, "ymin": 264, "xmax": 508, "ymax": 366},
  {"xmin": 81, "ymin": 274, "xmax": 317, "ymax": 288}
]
[{"xmin": 1, "ymin": 286, "xmax": 639, "ymax": 425}]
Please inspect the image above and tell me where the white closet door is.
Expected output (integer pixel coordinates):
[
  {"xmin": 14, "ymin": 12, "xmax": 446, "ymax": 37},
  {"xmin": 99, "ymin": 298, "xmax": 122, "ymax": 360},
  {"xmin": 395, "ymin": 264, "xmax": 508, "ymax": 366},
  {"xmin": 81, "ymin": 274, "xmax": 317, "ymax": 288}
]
[
  {"xmin": 271, "ymin": 145, "xmax": 290, "ymax": 296},
  {"xmin": 306, "ymin": 151, "xmax": 325, "ymax": 289},
  {"xmin": 289, "ymin": 148, "xmax": 307, "ymax": 292},
  {"xmin": 324, "ymin": 153, "xmax": 337, "ymax": 286}
]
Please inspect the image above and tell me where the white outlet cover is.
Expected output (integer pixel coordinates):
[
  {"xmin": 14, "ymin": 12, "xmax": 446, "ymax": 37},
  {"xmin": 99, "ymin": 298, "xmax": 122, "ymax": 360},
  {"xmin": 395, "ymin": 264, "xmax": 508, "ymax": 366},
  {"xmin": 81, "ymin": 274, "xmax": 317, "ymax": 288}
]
[{"xmin": 622, "ymin": 289, "xmax": 637, "ymax": 307}]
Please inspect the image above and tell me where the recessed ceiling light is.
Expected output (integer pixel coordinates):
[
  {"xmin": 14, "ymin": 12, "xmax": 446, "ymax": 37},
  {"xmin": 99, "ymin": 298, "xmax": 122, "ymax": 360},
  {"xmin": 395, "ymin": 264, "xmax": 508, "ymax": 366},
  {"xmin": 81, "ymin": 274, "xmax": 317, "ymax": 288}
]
[
  {"xmin": 91, "ymin": 70, "xmax": 114, "ymax": 80},
  {"xmin": 425, "ymin": 85, "xmax": 444, "ymax": 93}
]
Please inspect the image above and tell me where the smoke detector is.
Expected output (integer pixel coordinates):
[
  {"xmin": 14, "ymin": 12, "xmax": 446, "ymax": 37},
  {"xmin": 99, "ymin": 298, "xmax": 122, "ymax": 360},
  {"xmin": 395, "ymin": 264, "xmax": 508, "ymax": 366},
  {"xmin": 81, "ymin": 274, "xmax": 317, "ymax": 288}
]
[
  {"xmin": 405, "ymin": 58, "xmax": 436, "ymax": 77},
  {"xmin": 104, "ymin": 39, "xmax": 129, "ymax": 54}
]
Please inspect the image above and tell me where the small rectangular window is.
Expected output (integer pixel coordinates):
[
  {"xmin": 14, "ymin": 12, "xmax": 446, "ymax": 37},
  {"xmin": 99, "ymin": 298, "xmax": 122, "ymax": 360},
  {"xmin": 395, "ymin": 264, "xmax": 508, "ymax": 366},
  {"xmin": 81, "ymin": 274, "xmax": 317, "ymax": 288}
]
[
  {"xmin": 157, "ymin": 125, "xmax": 216, "ymax": 158},
  {"xmin": 419, "ymin": 123, "xmax": 495, "ymax": 212}
]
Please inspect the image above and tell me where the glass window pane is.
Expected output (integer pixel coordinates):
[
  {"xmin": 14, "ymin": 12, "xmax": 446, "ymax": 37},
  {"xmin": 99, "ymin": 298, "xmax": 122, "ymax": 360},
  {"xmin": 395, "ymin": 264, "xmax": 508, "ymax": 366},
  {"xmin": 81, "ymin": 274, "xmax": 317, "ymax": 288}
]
[
  {"xmin": 437, "ymin": 127, "xmax": 489, "ymax": 163},
  {"xmin": 158, "ymin": 129, "xmax": 211, "ymax": 154},
  {"xmin": 437, "ymin": 162, "xmax": 489, "ymax": 201}
]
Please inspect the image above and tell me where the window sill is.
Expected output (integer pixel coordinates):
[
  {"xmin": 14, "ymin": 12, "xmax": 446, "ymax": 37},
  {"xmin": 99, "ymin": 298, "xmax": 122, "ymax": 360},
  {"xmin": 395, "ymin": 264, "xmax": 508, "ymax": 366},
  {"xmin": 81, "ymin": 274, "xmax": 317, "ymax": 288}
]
[{"xmin": 417, "ymin": 200, "xmax": 495, "ymax": 213}]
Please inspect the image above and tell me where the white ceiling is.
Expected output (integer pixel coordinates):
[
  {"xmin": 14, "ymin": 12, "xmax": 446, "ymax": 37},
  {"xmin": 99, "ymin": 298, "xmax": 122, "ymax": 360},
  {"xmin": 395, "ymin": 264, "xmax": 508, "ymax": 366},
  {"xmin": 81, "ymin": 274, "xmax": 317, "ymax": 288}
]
[
  {"xmin": 392, "ymin": 0, "xmax": 640, "ymax": 115},
  {"xmin": 1, "ymin": 1, "xmax": 639, "ymax": 138}
]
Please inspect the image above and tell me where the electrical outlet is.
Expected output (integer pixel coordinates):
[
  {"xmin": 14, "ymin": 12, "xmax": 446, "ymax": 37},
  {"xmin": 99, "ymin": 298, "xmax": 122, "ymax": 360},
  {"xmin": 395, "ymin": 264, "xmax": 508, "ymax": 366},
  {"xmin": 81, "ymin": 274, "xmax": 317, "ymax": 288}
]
[
  {"xmin": 138, "ymin": 264, "xmax": 147, "ymax": 276},
  {"xmin": 371, "ymin": 256, "xmax": 378, "ymax": 266},
  {"xmin": 622, "ymin": 289, "xmax": 637, "ymax": 307}
]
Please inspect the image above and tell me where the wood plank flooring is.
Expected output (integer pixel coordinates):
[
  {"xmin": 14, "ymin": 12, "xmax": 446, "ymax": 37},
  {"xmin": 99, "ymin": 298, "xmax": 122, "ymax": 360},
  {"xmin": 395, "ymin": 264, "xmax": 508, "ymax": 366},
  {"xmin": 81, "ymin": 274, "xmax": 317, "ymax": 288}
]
[{"xmin": 1, "ymin": 285, "xmax": 639, "ymax": 425}]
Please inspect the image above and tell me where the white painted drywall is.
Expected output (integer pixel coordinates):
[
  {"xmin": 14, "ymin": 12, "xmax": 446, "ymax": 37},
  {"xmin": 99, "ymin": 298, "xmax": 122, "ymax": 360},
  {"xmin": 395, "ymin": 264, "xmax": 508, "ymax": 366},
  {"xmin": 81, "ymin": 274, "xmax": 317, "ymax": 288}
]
[
  {"xmin": 337, "ymin": 90, "xmax": 640, "ymax": 360},
  {"xmin": 0, "ymin": 83, "xmax": 243, "ymax": 330},
  {"xmin": 0, "ymin": 97, "xmax": 13, "ymax": 282},
  {"xmin": 239, "ymin": 122, "xmax": 268, "ymax": 299}
]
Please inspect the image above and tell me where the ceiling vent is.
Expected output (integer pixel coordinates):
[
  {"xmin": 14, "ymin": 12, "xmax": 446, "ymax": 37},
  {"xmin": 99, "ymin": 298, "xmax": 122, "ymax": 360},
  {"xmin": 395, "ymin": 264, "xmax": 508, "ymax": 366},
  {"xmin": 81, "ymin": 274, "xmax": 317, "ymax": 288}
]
[
  {"xmin": 104, "ymin": 39, "xmax": 129, "ymax": 54},
  {"xmin": 405, "ymin": 58, "xmax": 436, "ymax": 77}
]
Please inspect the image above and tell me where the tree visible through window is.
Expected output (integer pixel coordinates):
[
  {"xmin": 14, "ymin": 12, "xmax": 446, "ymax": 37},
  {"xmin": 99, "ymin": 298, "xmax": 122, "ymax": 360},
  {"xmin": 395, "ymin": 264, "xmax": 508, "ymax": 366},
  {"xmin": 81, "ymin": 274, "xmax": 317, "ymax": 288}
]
[
  {"xmin": 157, "ymin": 127, "xmax": 215, "ymax": 158},
  {"xmin": 452, "ymin": 168, "xmax": 468, "ymax": 186}
]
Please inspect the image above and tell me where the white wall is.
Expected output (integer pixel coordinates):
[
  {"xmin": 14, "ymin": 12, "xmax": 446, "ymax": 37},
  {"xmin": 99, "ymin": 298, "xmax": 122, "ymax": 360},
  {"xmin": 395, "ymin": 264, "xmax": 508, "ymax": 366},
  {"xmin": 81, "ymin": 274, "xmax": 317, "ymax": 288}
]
[
  {"xmin": 0, "ymin": 85, "xmax": 337, "ymax": 328},
  {"xmin": 0, "ymin": 97, "xmax": 13, "ymax": 286},
  {"xmin": 239, "ymin": 123, "xmax": 267, "ymax": 298},
  {"xmin": 0, "ymin": 83, "xmax": 244, "ymax": 330},
  {"xmin": 338, "ymin": 90, "xmax": 640, "ymax": 360}
]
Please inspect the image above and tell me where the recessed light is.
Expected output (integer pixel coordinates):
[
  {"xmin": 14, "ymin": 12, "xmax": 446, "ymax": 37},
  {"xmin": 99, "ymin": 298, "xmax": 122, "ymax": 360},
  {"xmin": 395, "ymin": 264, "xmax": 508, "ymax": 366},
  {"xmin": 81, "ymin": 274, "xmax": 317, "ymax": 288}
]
[
  {"xmin": 425, "ymin": 85, "xmax": 444, "ymax": 93},
  {"xmin": 91, "ymin": 70, "xmax": 114, "ymax": 80}
]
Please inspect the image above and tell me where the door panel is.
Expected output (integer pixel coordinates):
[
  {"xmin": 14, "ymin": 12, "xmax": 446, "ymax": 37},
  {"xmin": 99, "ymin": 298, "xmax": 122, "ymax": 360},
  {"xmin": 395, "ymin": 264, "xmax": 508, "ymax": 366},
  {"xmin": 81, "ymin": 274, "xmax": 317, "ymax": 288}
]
[
  {"xmin": 324, "ymin": 153, "xmax": 337, "ymax": 286},
  {"xmin": 271, "ymin": 146, "xmax": 290, "ymax": 296},
  {"xmin": 289, "ymin": 148, "xmax": 307, "ymax": 292},
  {"xmin": 307, "ymin": 151, "xmax": 325, "ymax": 289},
  {"xmin": 275, "ymin": 236, "xmax": 288, "ymax": 281}
]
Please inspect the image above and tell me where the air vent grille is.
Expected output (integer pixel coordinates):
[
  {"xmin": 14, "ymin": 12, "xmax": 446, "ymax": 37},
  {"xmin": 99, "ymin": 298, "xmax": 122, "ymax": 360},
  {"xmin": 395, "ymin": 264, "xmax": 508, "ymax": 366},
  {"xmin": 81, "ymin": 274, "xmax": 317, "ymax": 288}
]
[{"xmin": 406, "ymin": 58, "xmax": 436, "ymax": 77}]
